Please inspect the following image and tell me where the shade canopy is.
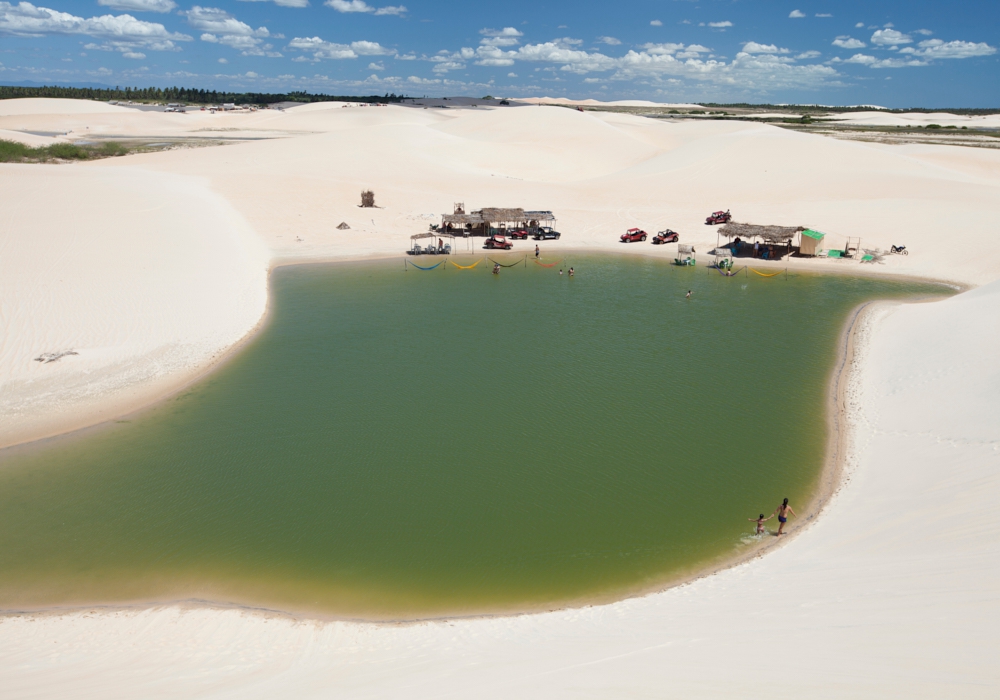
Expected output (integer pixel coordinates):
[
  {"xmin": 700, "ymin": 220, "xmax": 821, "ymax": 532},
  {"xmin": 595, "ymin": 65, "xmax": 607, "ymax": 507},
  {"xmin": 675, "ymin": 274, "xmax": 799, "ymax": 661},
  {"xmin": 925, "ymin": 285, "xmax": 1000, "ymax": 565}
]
[{"xmin": 719, "ymin": 222, "xmax": 804, "ymax": 243}]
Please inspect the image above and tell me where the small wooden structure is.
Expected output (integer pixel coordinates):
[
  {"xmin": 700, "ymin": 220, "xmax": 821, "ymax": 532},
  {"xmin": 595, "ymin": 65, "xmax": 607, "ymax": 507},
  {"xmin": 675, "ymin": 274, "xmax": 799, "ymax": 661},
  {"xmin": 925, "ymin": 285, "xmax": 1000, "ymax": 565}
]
[
  {"xmin": 799, "ymin": 229, "xmax": 825, "ymax": 256},
  {"xmin": 409, "ymin": 231, "xmax": 454, "ymax": 255},
  {"xmin": 336, "ymin": 221, "xmax": 351, "ymax": 230},
  {"xmin": 718, "ymin": 222, "xmax": 803, "ymax": 260}
]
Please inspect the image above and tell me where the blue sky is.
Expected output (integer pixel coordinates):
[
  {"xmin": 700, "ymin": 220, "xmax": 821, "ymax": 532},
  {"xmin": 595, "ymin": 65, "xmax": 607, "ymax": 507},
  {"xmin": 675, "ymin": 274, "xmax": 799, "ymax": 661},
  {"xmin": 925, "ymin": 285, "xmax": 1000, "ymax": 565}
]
[{"xmin": 1, "ymin": 0, "xmax": 997, "ymax": 105}]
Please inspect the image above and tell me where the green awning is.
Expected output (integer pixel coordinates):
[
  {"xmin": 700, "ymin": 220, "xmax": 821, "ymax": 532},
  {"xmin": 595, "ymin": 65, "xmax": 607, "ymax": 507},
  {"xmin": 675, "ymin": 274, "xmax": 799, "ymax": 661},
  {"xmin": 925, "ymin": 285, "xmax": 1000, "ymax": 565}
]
[{"xmin": 801, "ymin": 229, "xmax": 826, "ymax": 240}]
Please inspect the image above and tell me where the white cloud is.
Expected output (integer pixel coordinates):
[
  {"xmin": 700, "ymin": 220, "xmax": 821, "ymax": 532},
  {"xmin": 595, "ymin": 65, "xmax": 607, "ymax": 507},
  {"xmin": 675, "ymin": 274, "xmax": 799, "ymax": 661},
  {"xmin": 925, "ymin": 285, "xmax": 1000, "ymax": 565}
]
[
  {"xmin": 914, "ymin": 29, "xmax": 933, "ymax": 36},
  {"xmin": 218, "ymin": 57, "xmax": 227, "ymax": 63},
  {"xmin": 368, "ymin": 61, "xmax": 383, "ymax": 69},
  {"xmin": 122, "ymin": 50, "xmax": 145, "ymax": 58},
  {"xmin": 843, "ymin": 53, "xmax": 875, "ymax": 65},
  {"xmin": 288, "ymin": 35, "xmax": 394, "ymax": 60},
  {"xmin": 789, "ymin": 10, "xmax": 806, "ymax": 18},
  {"xmin": 650, "ymin": 19, "xmax": 662, "ymax": 26},
  {"xmin": 839, "ymin": 52, "xmax": 927, "ymax": 68},
  {"xmin": 815, "ymin": 13, "xmax": 832, "ymax": 18},
  {"xmin": 0, "ymin": 1, "xmax": 192, "ymax": 48},
  {"xmin": 796, "ymin": 50, "xmax": 821, "ymax": 59},
  {"xmin": 184, "ymin": 6, "xmax": 283, "ymax": 56},
  {"xmin": 435, "ymin": 39, "xmax": 839, "ymax": 91},
  {"xmin": 480, "ymin": 27, "xmax": 522, "ymax": 47},
  {"xmin": 507, "ymin": 72, "xmax": 516, "ymax": 77},
  {"xmin": 833, "ymin": 36, "xmax": 865, "ymax": 49},
  {"xmin": 708, "ymin": 21, "xmax": 732, "ymax": 28},
  {"xmin": 239, "ymin": 0, "xmax": 309, "ymax": 7},
  {"xmin": 870, "ymin": 29, "xmax": 911, "ymax": 46},
  {"xmin": 97, "ymin": 0, "xmax": 176, "ymax": 12},
  {"xmin": 903, "ymin": 39, "xmax": 997, "ymax": 60},
  {"xmin": 855, "ymin": 22, "xmax": 864, "ymax": 28},
  {"xmin": 245, "ymin": 71, "xmax": 258, "ymax": 77},
  {"xmin": 325, "ymin": 0, "xmax": 405, "ymax": 15},
  {"xmin": 742, "ymin": 42, "xmax": 790, "ymax": 54},
  {"xmin": 597, "ymin": 36, "xmax": 621, "ymax": 45}
]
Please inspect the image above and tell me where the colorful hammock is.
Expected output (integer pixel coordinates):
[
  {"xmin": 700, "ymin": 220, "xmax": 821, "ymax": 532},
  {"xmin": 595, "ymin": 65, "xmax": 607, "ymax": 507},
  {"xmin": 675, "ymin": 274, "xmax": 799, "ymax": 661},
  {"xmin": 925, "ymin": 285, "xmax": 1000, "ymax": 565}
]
[
  {"xmin": 533, "ymin": 259, "xmax": 563, "ymax": 268},
  {"xmin": 449, "ymin": 258, "xmax": 484, "ymax": 269},
  {"xmin": 407, "ymin": 259, "xmax": 445, "ymax": 271},
  {"xmin": 749, "ymin": 268, "xmax": 783, "ymax": 278},
  {"xmin": 489, "ymin": 256, "xmax": 526, "ymax": 268}
]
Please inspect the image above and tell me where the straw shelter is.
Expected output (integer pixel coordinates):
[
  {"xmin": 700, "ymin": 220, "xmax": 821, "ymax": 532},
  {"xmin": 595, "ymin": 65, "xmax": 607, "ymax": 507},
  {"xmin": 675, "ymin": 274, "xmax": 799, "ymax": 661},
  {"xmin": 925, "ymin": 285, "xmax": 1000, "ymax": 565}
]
[
  {"xmin": 718, "ymin": 222, "xmax": 804, "ymax": 260},
  {"xmin": 441, "ymin": 206, "xmax": 557, "ymax": 236}
]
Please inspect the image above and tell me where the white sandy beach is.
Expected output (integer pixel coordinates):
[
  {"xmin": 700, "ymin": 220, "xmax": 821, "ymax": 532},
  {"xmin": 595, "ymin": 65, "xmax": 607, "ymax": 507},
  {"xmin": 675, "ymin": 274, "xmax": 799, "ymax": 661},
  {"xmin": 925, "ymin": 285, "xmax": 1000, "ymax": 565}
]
[{"xmin": 0, "ymin": 97, "xmax": 998, "ymax": 696}]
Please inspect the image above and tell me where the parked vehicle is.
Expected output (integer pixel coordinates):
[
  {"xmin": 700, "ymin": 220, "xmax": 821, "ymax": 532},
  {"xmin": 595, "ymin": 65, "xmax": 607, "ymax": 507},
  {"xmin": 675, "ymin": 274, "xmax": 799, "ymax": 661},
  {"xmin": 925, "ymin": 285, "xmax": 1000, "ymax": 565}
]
[
  {"xmin": 620, "ymin": 228, "xmax": 647, "ymax": 243},
  {"xmin": 532, "ymin": 226, "xmax": 561, "ymax": 240},
  {"xmin": 652, "ymin": 229, "xmax": 679, "ymax": 244},
  {"xmin": 705, "ymin": 210, "xmax": 732, "ymax": 225},
  {"xmin": 484, "ymin": 234, "xmax": 514, "ymax": 250},
  {"xmin": 509, "ymin": 228, "xmax": 530, "ymax": 240},
  {"xmin": 890, "ymin": 244, "xmax": 909, "ymax": 255}
]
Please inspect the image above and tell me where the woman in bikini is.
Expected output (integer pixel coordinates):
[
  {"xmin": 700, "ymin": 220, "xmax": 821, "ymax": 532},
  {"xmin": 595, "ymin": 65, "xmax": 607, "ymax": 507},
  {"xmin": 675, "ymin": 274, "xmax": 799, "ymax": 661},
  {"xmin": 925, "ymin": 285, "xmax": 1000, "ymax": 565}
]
[{"xmin": 773, "ymin": 498, "xmax": 796, "ymax": 535}]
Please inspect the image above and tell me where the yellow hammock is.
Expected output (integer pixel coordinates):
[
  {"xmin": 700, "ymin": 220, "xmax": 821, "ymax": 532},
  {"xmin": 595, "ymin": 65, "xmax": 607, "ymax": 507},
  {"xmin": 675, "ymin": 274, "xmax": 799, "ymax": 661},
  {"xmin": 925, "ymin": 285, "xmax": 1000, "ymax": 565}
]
[
  {"xmin": 449, "ymin": 258, "xmax": 484, "ymax": 270},
  {"xmin": 750, "ymin": 268, "xmax": 783, "ymax": 278}
]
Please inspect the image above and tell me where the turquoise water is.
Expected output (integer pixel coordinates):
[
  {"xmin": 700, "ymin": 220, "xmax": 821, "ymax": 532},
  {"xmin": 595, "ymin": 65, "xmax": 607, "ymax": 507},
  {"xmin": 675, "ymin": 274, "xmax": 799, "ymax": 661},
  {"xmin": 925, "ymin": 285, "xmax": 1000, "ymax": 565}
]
[{"xmin": 0, "ymin": 256, "xmax": 948, "ymax": 618}]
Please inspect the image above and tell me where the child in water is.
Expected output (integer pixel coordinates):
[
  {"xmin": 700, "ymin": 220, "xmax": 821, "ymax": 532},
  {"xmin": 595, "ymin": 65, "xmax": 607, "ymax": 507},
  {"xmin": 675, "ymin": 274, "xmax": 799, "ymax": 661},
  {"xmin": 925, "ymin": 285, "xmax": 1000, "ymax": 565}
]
[
  {"xmin": 749, "ymin": 513, "xmax": 772, "ymax": 535},
  {"xmin": 568, "ymin": 267, "xmax": 574, "ymax": 276}
]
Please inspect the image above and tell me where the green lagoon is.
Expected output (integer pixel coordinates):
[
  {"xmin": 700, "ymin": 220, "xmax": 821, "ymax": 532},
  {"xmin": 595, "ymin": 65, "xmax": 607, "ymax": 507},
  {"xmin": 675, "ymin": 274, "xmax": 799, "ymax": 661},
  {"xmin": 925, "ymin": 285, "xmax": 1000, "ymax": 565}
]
[{"xmin": 0, "ymin": 256, "xmax": 948, "ymax": 618}]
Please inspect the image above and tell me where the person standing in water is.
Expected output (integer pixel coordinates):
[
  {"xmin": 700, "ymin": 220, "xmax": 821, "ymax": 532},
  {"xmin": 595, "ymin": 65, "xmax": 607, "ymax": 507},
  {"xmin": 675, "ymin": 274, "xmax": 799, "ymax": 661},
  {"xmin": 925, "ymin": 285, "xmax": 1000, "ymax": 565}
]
[
  {"xmin": 493, "ymin": 262, "xmax": 500, "ymax": 275},
  {"xmin": 773, "ymin": 498, "xmax": 796, "ymax": 535},
  {"xmin": 748, "ymin": 512, "xmax": 772, "ymax": 535},
  {"xmin": 685, "ymin": 289, "xmax": 692, "ymax": 299},
  {"xmin": 568, "ymin": 267, "xmax": 574, "ymax": 277}
]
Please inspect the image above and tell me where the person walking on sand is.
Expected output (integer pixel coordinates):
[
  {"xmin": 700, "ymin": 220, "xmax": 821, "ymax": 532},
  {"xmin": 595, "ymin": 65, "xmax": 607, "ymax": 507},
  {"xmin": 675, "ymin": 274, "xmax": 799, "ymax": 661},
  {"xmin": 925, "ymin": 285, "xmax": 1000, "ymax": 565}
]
[
  {"xmin": 749, "ymin": 512, "xmax": 773, "ymax": 535},
  {"xmin": 772, "ymin": 498, "xmax": 796, "ymax": 535},
  {"xmin": 535, "ymin": 244, "xmax": 540, "ymax": 259}
]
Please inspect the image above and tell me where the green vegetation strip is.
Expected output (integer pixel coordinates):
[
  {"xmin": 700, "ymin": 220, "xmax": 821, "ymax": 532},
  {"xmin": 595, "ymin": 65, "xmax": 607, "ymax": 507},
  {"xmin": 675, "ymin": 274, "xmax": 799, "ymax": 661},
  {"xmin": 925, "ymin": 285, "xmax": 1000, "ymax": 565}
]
[{"xmin": 0, "ymin": 139, "xmax": 130, "ymax": 163}]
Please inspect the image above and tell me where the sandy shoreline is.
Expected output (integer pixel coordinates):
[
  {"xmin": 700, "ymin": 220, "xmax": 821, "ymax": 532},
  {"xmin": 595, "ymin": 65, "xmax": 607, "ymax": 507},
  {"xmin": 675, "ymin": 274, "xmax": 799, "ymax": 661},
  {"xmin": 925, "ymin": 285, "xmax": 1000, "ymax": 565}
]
[{"xmin": 1, "ymin": 98, "xmax": 998, "ymax": 696}]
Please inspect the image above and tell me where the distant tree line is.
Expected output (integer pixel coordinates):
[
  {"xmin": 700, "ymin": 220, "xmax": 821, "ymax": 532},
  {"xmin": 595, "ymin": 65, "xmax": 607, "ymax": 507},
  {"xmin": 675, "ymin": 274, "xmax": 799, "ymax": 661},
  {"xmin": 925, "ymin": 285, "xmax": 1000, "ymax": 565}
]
[
  {"xmin": 0, "ymin": 85, "xmax": 407, "ymax": 106},
  {"xmin": 699, "ymin": 102, "xmax": 1000, "ymax": 115}
]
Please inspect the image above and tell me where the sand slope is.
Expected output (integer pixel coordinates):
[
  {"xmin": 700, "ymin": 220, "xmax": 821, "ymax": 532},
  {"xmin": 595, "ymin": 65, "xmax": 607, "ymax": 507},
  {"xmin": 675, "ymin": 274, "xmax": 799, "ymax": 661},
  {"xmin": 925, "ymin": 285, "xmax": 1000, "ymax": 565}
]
[
  {"xmin": 0, "ymin": 98, "xmax": 999, "ymax": 697},
  {"xmin": 0, "ymin": 165, "xmax": 268, "ymax": 448}
]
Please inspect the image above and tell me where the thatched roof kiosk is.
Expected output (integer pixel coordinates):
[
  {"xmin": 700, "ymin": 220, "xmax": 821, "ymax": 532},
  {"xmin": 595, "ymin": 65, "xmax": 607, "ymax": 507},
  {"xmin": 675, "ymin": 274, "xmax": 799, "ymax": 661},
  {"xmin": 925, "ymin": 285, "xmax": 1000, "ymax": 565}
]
[
  {"xmin": 441, "ymin": 207, "xmax": 556, "ymax": 236},
  {"xmin": 718, "ymin": 222, "xmax": 804, "ymax": 260},
  {"xmin": 718, "ymin": 222, "xmax": 804, "ymax": 243}
]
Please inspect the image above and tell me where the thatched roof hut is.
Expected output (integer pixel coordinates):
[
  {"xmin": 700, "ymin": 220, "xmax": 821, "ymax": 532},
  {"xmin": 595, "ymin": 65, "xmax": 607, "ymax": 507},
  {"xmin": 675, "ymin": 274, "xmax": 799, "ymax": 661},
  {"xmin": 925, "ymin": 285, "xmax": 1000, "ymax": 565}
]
[
  {"xmin": 718, "ymin": 222, "xmax": 804, "ymax": 243},
  {"xmin": 480, "ymin": 207, "xmax": 525, "ymax": 223},
  {"xmin": 441, "ymin": 207, "xmax": 557, "ymax": 232}
]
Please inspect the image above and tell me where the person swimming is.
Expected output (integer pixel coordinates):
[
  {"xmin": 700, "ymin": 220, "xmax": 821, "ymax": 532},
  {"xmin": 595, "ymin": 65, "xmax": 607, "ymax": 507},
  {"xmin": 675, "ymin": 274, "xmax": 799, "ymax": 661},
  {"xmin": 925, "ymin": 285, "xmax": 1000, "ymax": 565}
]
[
  {"xmin": 748, "ymin": 512, "xmax": 773, "ymax": 535},
  {"xmin": 773, "ymin": 497, "xmax": 796, "ymax": 535},
  {"xmin": 685, "ymin": 289, "xmax": 692, "ymax": 299}
]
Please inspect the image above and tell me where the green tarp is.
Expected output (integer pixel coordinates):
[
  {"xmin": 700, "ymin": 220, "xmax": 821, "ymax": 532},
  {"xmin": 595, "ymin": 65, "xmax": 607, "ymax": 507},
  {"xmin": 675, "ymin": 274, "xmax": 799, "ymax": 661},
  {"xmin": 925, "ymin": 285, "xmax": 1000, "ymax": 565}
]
[{"xmin": 802, "ymin": 229, "xmax": 826, "ymax": 240}]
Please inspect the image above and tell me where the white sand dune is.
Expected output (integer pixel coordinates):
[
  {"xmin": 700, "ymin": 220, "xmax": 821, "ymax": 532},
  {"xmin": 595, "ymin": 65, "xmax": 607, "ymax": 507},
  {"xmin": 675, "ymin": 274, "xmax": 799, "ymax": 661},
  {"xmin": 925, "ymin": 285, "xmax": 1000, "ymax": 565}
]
[
  {"xmin": 0, "ymin": 98, "xmax": 998, "ymax": 696},
  {"xmin": 0, "ymin": 98, "xmax": 131, "ymax": 116},
  {"xmin": 826, "ymin": 110, "xmax": 1000, "ymax": 128}
]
